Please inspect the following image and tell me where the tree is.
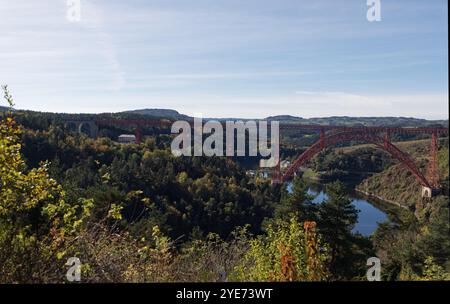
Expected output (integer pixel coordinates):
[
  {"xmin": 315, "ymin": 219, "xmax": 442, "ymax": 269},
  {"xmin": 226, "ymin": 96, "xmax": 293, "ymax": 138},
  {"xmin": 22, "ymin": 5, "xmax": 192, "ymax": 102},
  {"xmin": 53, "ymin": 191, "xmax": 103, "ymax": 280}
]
[
  {"xmin": 317, "ymin": 181, "xmax": 360, "ymax": 279},
  {"xmin": 0, "ymin": 86, "xmax": 92, "ymax": 282},
  {"xmin": 274, "ymin": 177, "xmax": 315, "ymax": 222}
]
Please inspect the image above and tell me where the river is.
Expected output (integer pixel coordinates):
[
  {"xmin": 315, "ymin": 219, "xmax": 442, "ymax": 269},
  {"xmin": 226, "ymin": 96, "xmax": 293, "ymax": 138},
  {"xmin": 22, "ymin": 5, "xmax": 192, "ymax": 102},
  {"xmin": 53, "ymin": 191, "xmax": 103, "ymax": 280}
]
[{"xmin": 287, "ymin": 182, "xmax": 388, "ymax": 236}]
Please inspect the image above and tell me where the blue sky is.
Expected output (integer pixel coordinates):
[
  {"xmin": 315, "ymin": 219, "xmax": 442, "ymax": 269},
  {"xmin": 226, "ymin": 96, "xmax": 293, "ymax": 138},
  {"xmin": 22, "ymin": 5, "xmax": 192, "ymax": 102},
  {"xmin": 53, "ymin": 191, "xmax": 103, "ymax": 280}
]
[{"xmin": 0, "ymin": 0, "xmax": 448, "ymax": 118}]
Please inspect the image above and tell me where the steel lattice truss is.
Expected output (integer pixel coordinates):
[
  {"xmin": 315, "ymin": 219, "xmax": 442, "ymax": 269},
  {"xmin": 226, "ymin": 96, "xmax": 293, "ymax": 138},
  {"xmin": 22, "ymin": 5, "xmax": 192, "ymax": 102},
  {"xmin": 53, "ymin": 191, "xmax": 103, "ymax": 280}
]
[{"xmin": 278, "ymin": 131, "xmax": 431, "ymax": 187}]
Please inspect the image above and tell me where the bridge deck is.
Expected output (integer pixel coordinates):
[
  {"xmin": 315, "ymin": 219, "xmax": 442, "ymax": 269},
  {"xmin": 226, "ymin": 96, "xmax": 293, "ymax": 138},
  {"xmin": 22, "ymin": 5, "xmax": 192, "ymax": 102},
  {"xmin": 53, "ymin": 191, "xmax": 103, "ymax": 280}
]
[{"xmin": 92, "ymin": 119, "xmax": 448, "ymax": 134}]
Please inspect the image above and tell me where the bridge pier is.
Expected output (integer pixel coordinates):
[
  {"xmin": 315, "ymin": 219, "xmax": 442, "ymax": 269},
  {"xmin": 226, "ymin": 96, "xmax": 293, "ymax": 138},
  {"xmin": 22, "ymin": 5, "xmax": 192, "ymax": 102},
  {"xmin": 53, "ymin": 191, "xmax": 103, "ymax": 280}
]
[
  {"xmin": 426, "ymin": 130, "xmax": 439, "ymax": 189},
  {"xmin": 421, "ymin": 186, "xmax": 440, "ymax": 198},
  {"xmin": 319, "ymin": 128, "xmax": 325, "ymax": 149},
  {"xmin": 384, "ymin": 129, "xmax": 391, "ymax": 149},
  {"xmin": 271, "ymin": 158, "xmax": 281, "ymax": 184}
]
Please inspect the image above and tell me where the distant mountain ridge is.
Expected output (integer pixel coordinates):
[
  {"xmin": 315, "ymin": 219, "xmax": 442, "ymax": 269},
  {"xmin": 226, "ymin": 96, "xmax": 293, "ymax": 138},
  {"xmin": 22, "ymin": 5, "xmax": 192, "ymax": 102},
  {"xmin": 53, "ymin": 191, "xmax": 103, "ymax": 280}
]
[
  {"xmin": 266, "ymin": 115, "xmax": 448, "ymax": 127},
  {"xmin": 121, "ymin": 108, "xmax": 189, "ymax": 120},
  {"xmin": 121, "ymin": 110, "xmax": 448, "ymax": 127},
  {"xmin": 2, "ymin": 106, "xmax": 448, "ymax": 128},
  {"xmin": 265, "ymin": 115, "xmax": 305, "ymax": 122}
]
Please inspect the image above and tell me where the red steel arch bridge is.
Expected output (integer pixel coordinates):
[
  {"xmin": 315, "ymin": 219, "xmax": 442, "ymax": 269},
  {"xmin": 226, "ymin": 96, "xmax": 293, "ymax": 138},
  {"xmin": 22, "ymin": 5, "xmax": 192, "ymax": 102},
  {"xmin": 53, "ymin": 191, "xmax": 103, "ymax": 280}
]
[{"xmin": 272, "ymin": 124, "xmax": 448, "ymax": 197}]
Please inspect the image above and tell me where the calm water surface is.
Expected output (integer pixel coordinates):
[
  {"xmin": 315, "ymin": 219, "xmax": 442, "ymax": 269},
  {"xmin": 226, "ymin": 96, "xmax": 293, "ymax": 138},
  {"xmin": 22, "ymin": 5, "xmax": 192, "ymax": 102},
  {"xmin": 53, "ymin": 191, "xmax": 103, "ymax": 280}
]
[{"xmin": 288, "ymin": 182, "xmax": 388, "ymax": 236}]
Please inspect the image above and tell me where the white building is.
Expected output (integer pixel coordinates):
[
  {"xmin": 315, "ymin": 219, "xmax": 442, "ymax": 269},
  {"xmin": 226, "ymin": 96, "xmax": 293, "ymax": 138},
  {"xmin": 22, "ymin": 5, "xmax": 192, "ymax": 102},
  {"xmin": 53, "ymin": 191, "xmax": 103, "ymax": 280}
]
[{"xmin": 118, "ymin": 134, "xmax": 136, "ymax": 144}]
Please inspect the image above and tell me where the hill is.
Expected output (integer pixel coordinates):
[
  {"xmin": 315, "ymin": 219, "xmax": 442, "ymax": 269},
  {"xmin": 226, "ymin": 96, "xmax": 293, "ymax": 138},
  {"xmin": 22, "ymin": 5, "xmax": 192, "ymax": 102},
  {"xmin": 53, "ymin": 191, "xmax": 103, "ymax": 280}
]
[
  {"xmin": 267, "ymin": 115, "xmax": 448, "ymax": 127},
  {"xmin": 357, "ymin": 144, "xmax": 449, "ymax": 209},
  {"xmin": 121, "ymin": 108, "xmax": 189, "ymax": 120},
  {"xmin": 3, "ymin": 105, "xmax": 448, "ymax": 128},
  {"xmin": 266, "ymin": 115, "xmax": 305, "ymax": 122}
]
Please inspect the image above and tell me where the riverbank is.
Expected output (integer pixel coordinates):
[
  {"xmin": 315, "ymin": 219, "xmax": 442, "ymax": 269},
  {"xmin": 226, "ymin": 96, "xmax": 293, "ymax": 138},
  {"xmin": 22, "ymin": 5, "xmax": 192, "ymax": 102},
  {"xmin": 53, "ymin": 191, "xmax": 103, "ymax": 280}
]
[
  {"xmin": 303, "ymin": 177, "xmax": 408, "ymax": 223},
  {"xmin": 302, "ymin": 170, "xmax": 416, "ymax": 212},
  {"xmin": 297, "ymin": 179, "xmax": 406, "ymax": 235},
  {"xmin": 354, "ymin": 188, "xmax": 410, "ymax": 211}
]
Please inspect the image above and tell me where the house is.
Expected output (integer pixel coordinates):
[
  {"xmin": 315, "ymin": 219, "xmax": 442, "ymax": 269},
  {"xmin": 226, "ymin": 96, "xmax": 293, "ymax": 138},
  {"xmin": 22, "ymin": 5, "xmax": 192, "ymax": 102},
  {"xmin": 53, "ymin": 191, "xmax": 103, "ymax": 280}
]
[{"xmin": 118, "ymin": 134, "xmax": 136, "ymax": 144}]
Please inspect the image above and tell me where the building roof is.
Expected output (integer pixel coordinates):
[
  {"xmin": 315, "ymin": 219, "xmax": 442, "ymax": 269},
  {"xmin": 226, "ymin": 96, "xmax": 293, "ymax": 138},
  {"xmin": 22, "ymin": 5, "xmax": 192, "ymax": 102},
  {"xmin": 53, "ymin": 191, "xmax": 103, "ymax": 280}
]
[{"xmin": 118, "ymin": 134, "xmax": 136, "ymax": 139}]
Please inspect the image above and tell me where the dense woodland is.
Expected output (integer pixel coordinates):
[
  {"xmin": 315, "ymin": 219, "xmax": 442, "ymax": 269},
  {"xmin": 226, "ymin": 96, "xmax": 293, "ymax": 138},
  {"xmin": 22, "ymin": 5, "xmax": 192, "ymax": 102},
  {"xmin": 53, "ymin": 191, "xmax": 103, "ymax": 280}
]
[{"xmin": 1, "ymin": 86, "xmax": 449, "ymax": 282}]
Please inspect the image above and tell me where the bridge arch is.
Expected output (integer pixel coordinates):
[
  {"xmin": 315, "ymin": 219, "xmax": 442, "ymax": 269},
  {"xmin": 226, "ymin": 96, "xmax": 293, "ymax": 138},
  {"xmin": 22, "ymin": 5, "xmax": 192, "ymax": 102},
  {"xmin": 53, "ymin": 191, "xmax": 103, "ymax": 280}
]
[
  {"xmin": 78, "ymin": 122, "xmax": 92, "ymax": 137},
  {"xmin": 63, "ymin": 120, "xmax": 99, "ymax": 138},
  {"xmin": 280, "ymin": 131, "xmax": 431, "ymax": 188}
]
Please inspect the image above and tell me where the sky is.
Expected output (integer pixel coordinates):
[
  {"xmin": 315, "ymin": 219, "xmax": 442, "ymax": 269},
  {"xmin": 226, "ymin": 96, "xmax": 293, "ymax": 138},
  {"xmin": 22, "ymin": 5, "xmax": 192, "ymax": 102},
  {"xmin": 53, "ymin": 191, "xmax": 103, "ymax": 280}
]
[{"xmin": 0, "ymin": 0, "xmax": 448, "ymax": 119}]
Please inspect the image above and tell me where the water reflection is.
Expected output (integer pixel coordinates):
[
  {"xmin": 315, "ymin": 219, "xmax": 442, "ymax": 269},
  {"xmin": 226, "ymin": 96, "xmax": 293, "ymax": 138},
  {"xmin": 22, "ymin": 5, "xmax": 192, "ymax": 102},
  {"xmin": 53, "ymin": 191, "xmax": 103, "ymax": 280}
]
[{"xmin": 288, "ymin": 182, "xmax": 387, "ymax": 236}]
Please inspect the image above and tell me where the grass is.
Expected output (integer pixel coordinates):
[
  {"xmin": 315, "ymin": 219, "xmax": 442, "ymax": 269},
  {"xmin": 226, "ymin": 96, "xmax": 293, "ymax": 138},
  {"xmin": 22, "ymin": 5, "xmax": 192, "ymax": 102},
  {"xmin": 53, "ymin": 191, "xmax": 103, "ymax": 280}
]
[{"xmin": 301, "ymin": 167, "xmax": 319, "ymax": 180}]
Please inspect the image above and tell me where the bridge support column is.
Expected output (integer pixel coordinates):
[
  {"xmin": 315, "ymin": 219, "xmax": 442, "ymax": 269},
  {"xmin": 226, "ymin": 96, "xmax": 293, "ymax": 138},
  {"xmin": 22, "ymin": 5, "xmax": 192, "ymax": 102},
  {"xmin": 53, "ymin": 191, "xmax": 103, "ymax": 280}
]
[
  {"xmin": 135, "ymin": 125, "xmax": 143, "ymax": 144},
  {"xmin": 319, "ymin": 128, "xmax": 325, "ymax": 149},
  {"xmin": 421, "ymin": 186, "xmax": 440, "ymax": 198},
  {"xmin": 271, "ymin": 153, "xmax": 281, "ymax": 184},
  {"xmin": 384, "ymin": 129, "xmax": 391, "ymax": 149},
  {"xmin": 426, "ymin": 130, "xmax": 439, "ymax": 189},
  {"xmin": 89, "ymin": 122, "xmax": 99, "ymax": 138}
]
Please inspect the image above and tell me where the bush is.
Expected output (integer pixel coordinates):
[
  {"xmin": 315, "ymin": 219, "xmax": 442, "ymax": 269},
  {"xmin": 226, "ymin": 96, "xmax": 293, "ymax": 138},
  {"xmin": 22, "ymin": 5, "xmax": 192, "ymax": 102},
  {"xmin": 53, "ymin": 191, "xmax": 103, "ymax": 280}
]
[{"xmin": 231, "ymin": 217, "xmax": 329, "ymax": 281}]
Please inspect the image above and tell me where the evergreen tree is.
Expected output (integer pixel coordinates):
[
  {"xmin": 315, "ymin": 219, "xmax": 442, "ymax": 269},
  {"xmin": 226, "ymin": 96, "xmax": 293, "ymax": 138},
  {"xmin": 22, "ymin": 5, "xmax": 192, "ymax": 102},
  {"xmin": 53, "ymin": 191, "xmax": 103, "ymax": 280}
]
[
  {"xmin": 274, "ymin": 177, "xmax": 315, "ymax": 222},
  {"xmin": 317, "ymin": 181, "xmax": 359, "ymax": 279}
]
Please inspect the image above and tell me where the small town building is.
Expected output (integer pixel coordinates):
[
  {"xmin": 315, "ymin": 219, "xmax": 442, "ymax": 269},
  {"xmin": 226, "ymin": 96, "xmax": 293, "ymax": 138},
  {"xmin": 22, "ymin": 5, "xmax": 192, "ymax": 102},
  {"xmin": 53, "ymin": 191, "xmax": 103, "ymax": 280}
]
[{"xmin": 118, "ymin": 134, "xmax": 136, "ymax": 144}]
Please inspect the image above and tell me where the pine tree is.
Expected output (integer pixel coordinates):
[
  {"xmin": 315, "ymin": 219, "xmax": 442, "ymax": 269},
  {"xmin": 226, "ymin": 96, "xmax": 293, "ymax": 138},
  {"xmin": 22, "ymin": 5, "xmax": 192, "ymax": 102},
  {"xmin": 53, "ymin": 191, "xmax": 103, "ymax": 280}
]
[
  {"xmin": 274, "ymin": 177, "xmax": 315, "ymax": 222},
  {"xmin": 317, "ymin": 181, "xmax": 359, "ymax": 279}
]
